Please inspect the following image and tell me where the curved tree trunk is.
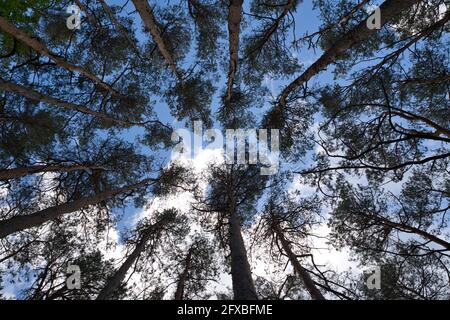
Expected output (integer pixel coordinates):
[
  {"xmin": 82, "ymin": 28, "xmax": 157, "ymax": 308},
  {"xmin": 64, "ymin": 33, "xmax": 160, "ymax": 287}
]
[
  {"xmin": 273, "ymin": 223, "xmax": 325, "ymax": 300},
  {"xmin": 0, "ymin": 178, "xmax": 153, "ymax": 238},
  {"xmin": 0, "ymin": 16, "xmax": 119, "ymax": 96}
]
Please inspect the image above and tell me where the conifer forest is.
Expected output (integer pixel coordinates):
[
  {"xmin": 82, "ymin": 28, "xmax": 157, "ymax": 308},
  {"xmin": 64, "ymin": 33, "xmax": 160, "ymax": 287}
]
[{"xmin": 0, "ymin": 0, "xmax": 449, "ymax": 301}]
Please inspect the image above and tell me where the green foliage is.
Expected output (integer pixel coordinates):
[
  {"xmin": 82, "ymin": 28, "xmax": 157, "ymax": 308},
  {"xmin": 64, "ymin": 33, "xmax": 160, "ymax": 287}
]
[
  {"xmin": 0, "ymin": 0, "xmax": 53, "ymax": 56},
  {"xmin": 166, "ymin": 74, "xmax": 214, "ymax": 126},
  {"xmin": 0, "ymin": 0, "xmax": 51, "ymax": 23},
  {"xmin": 0, "ymin": 108, "xmax": 64, "ymax": 162}
]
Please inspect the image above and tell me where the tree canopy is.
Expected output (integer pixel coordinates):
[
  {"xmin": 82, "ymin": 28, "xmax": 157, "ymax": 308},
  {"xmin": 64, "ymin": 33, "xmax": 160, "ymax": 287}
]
[{"xmin": 0, "ymin": 0, "xmax": 448, "ymax": 300}]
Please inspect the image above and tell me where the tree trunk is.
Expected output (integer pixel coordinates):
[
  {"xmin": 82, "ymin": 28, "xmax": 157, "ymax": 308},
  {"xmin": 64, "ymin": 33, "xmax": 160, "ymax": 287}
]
[
  {"xmin": 226, "ymin": 0, "xmax": 243, "ymax": 103},
  {"xmin": 0, "ymin": 178, "xmax": 153, "ymax": 238},
  {"xmin": 0, "ymin": 163, "xmax": 104, "ymax": 180},
  {"xmin": 132, "ymin": 0, "xmax": 182, "ymax": 79},
  {"xmin": 0, "ymin": 16, "xmax": 119, "ymax": 96},
  {"xmin": 0, "ymin": 77, "xmax": 135, "ymax": 126},
  {"xmin": 273, "ymin": 223, "xmax": 325, "ymax": 300},
  {"xmin": 96, "ymin": 219, "xmax": 167, "ymax": 300},
  {"xmin": 276, "ymin": 0, "xmax": 421, "ymax": 109},
  {"xmin": 228, "ymin": 195, "xmax": 258, "ymax": 300},
  {"xmin": 174, "ymin": 248, "xmax": 193, "ymax": 300}
]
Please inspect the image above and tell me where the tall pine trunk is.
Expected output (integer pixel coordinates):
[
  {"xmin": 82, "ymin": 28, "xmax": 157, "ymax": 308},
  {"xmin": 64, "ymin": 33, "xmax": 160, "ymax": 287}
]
[
  {"xmin": 273, "ymin": 223, "xmax": 325, "ymax": 300},
  {"xmin": 225, "ymin": 0, "xmax": 243, "ymax": 103},
  {"xmin": 174, "ymin": 248, "xmax": 193, "ymax": 300},
  {"xmin": 0, "ymin": 178, "xmax": 152, "ymax": 238},
  {"xmin": 228, "ymin": 194, "xmax": 258, "ymax": 300},
  {"xmin": 96, "ymin": 219, "xmax": 167, "ymax": 300},
  {"xmin": 0, "ymin": 16, "xmax": 118, "ymax": 96},
  {"xmin": 0, "ymin": 77, "xmax": 134, "ymax": 126},
  {"xmin": 277, "ymin": 0, "xmax": 421, "ymax": 108},
  {"xmin": 132, "ymin": 0, "xmax": 182, "ymax": 79}
]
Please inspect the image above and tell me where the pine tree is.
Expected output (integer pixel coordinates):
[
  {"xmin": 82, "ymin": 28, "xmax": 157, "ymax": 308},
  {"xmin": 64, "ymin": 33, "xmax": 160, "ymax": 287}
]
[{"xmin": 0, "ymin": 0, "xmax": 448, "ymax": 300}]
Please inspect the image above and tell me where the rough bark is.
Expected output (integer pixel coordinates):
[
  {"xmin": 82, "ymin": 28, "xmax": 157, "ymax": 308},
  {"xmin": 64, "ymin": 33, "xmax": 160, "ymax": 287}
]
[
  {"xmin": 0, "ymin": 178, "xmax": 153, "ymax": 238},
  {"xmin": 226, "ymin": 0, "xmax": 243, "ymax": 103},
  {"xmin": 273, "ymin": 223, "xmax": 325, "ymax": 300},
  {"xmin": 132, "ymin": 0, "xmax": 182, "ymax": 79},
  {"xmin": 0, "ymin": 77, "xmax": 137, "ymax": 126},
  {"xmin": 0, "ymin": 16, "xmax": 119, "ymax": 96},
  {"xmin": 0, "ymin": 163, "xmax": 105, "ymax": 180},
  {"xmin": 174, "ymin": 247, "xmax": 193, "ymax": 300},
  {"xmin": 98, "ymin": 0, "xmax": 142, "ymax": 57},
  {"xmin": 96, "ymin": 219, "xmax": 168, "ymax": 300},
  {"xmin": 228, "ymin": 195, "xmax": 258, "ymax": 300},
  {"xmin": 276, "ymin": 0, "xmax": 421, "ymax": 109}
]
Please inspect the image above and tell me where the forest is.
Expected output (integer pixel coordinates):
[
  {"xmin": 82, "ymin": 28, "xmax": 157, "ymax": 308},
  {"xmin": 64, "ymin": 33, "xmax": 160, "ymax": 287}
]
[{"xmin": 0, "ymin": 0, "xmax": 449, "ymax": 300}]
